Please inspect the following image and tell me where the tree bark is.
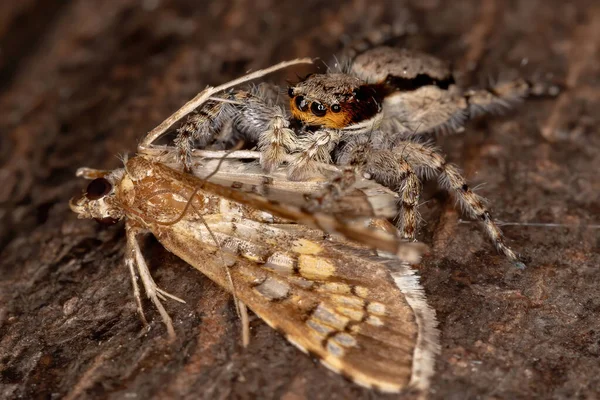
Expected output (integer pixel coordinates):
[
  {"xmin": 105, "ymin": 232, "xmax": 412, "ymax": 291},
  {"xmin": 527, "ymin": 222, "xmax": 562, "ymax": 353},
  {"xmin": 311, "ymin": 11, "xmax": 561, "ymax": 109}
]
[{"xmin": 1, "ymin": 1, "xmax": 599, "ymax": 399}]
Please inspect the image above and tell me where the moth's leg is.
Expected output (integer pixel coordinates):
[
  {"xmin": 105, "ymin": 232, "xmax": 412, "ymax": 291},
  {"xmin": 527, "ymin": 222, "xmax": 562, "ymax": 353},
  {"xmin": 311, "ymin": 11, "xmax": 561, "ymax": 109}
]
[
  {"xmin": 126, "ymin": 222, "xmax": 185, "ymax": 339},
  {"xmin": 288, "ymin": 129, "xmax": 341, "ymax": 181},
  {"xmin": 394, "ymin": 140, "xmax": 522, "ymax": 266},
  {"xmin": 233, "ymin": 88, "xmax": 296, "ymax": 172},
  {"xmin": 238, "ymin": 300, "xmax": 250, "ymax": 348},
  {"xmin": 125, "ymin": 226, "xmax": 148, "ymax": 328}
]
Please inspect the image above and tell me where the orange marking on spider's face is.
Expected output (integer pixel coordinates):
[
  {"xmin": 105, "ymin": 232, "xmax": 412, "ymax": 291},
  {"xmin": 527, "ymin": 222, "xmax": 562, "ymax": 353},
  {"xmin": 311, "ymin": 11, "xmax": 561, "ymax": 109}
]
[{"xmin": 289, "ymin": 96, "xmax": 354, "ymax": 129}]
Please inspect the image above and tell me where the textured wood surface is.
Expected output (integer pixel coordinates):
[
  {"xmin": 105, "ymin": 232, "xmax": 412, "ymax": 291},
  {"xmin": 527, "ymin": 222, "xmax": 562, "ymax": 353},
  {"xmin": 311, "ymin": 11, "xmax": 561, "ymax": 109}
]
[{"xmin": 1, "ymin": 1, "xmax": 599, "ymax": 399}]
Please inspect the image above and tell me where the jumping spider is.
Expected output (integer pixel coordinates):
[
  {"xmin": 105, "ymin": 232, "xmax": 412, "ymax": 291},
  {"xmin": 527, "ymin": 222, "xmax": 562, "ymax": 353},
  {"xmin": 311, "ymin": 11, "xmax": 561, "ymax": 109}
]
[{"xmin": 170, "ymin": 46, "xmax": 556, "ymax": 266}]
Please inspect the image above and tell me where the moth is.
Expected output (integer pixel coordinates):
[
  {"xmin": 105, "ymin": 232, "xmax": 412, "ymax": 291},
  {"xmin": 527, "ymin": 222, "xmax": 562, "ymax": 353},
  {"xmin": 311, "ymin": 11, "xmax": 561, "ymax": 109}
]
[{"xmin": 69, "ymin": 155, "xmax": 438, "ymax": 393}]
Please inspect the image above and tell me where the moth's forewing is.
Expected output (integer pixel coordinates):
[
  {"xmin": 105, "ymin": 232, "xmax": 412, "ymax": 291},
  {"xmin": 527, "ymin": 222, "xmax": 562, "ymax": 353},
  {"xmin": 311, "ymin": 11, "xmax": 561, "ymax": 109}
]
[
  {"xmin": 117, "ymin": 157, "xmax": 432, "ymax": 392},
  {"xmin": 188, "ymin": 158, "xmax": 400, "ymax": 220},
  {"xmin": 124, "ymin": 156, "xmax": 425, "ymax": 260}
]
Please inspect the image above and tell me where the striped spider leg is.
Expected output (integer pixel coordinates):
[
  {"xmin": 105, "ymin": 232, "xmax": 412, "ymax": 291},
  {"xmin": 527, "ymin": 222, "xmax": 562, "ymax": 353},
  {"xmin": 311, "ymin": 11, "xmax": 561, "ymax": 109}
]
[{"xmin": 282, "ymin": 46, "xmax": 559, "ymax": 266}]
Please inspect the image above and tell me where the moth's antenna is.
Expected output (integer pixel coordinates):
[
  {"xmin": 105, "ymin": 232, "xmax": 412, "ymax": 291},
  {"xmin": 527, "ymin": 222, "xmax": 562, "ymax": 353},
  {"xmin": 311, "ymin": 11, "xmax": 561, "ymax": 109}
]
[{"xmin": 196, "ymin": 146, "xmax": 246, "ymax": 324}]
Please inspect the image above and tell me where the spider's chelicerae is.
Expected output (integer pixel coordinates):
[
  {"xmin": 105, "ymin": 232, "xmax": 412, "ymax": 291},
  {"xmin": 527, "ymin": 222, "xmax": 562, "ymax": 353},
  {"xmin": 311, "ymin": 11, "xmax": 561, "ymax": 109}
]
[{"xmin": 172, "ymin": 46, "xmax": 556, "ymax": 266}]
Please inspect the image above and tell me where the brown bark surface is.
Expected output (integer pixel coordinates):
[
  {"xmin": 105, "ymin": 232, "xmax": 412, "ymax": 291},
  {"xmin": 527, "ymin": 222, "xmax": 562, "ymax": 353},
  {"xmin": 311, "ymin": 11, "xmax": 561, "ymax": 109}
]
[{"xmin": 1, "ymin": 1, "xmax": 598, "ymax": 399}]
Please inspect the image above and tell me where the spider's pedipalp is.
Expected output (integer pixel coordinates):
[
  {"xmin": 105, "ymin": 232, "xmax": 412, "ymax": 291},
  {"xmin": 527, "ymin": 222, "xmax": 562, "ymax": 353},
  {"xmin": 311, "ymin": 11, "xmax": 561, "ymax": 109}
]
[{"xmin": 288, "ymin": 129, "xmax": 341, "ymax": 181}]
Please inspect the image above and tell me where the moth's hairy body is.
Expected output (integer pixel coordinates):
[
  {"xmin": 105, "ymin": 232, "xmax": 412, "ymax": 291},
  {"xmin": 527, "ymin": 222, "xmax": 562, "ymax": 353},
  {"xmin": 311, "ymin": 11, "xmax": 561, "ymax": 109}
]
[
  {"xmin": 161, "ymin": 46, "xmax": 557, "ymax": 266},
  {"xmin": 69, "ymin": 156, "xmax": 438, "ymax": 393}
]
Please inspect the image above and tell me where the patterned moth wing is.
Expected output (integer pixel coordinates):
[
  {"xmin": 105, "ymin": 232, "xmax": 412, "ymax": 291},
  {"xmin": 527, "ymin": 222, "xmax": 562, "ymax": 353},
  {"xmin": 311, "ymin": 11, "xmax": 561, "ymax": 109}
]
[
  {"xmin": 70, "ymin": 156, "xmax": 438, "ymax": 393},
  {"xmin": 125, "ymin": 156, "xmax": 425, "ymax": 259},
  {"xmin": 142, "ymin": 149, "xmax": 400, "ymax": 222},
  {"xmin": 158, "ymin": 216, "xmax": 439, "ymax": 392},
  {"xmin": 187, "ymin": 154, "xmax": 400, "ymax": 221}
]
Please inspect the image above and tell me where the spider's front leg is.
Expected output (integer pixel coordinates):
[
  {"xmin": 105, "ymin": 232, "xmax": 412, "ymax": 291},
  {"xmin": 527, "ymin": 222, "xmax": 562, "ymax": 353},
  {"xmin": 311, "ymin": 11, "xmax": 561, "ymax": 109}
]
[
  {"xmin": 287, "ymin": 128, "xmax": 341, "ymax": 181},
  {"xmin": 233, "ymin": 88, "xmax": 296, "ymax": 172},
  {"xmin": 393, "ymin": 140, "xmax": 522, "ymax": 266},
  {"xmin": 176, "ymin": 88, "xmax": 297, "ymax": 173}
]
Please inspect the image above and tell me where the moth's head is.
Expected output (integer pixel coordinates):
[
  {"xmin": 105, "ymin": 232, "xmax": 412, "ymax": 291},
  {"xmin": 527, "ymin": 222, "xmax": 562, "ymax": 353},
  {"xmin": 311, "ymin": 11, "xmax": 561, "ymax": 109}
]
[
  {"xmin": 288, "ymin": 73, "xmax": 383, "ymax": 130},
  {"xmin": 69, "ymin": 170, "xmax": 126, "ymax": 224}
]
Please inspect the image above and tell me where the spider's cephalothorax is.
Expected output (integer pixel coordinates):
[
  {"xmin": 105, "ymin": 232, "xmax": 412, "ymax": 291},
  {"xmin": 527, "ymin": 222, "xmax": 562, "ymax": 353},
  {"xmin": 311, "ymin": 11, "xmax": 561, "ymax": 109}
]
[
  {"xmin": 288, "ymin": 47, "xmax": 532, "ymax": 148},
  {"xmin": 288, "ymin": 74, "xmax": 385, "ymax": 131},
  {"xmin": 171, "ymin": 46, "xmax": 554, "ymax": 266}
]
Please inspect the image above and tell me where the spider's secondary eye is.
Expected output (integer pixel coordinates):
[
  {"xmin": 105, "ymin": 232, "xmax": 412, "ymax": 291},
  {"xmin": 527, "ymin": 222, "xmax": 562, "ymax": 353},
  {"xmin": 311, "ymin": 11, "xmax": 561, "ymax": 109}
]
[
  {"xmin": 288, "ymin": 87, "xmax": 295, "ymax": 97},
  {"xmin": 86, "ymin": 178, "xmax": 112, "ymax": 200},
  {"xmin": 295, "ymin": 96, "xmax": 309, "ymax": 111},
  {"xmin": 311, "ymin": 102, "xmax": 327, "ymax": 117},
  {"xmin": 331, "ymin": 104, "xmax": 341, "ymax": 113}
]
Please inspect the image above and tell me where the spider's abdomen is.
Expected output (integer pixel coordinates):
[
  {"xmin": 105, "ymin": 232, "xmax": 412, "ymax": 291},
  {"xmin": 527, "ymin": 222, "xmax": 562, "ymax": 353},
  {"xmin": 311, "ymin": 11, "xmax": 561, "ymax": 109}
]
[{"xmin": 350, "ymin": 47, "xmax": 454, "ymax": 88}]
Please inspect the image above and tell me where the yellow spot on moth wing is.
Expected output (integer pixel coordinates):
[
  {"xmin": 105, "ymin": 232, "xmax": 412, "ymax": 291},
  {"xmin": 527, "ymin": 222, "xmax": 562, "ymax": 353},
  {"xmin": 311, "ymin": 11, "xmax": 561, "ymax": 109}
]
[
  {"xmin": 297, "ymin": 255, "xmax": 336, "ymax": 280},
  {"xmin": 354, "ymin": 286, "xmax": 369, "ymax": 298},
  {"xmin": 316, "ymin": 282, "xmax": 351, "ymax": 294}
]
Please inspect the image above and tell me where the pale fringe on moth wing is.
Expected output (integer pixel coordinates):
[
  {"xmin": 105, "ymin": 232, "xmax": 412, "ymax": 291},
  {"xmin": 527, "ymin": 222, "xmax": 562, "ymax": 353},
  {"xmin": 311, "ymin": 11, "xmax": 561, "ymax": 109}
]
[
  {"xmin": 380, "ymin": 252, "xmax": 440, "ymax": 396},
  {"xmin": 302, "ymin": 250, "xmax": 439, "ymax": 395}
]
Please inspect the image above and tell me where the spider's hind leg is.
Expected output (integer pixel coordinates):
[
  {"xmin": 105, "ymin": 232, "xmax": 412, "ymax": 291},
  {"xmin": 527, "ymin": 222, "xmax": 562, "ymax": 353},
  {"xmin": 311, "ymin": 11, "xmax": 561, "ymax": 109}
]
[{"xmin": 394, "ymin": 141, "xmax": 522, "ymax": 266}]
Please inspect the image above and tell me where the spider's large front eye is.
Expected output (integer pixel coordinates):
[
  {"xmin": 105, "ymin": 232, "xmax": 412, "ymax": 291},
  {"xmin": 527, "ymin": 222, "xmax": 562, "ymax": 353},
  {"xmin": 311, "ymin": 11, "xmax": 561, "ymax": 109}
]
[
  {"xmin": 86, "ymin": 178, "xmax": 112, "ymax": 200},
  {"xmin": 311, "ymin": 102, "xmax": 327, "ymax": 117},
  {"xmin": 295, "ymin": 96, "xmax": 309, "ymax": 111}
]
